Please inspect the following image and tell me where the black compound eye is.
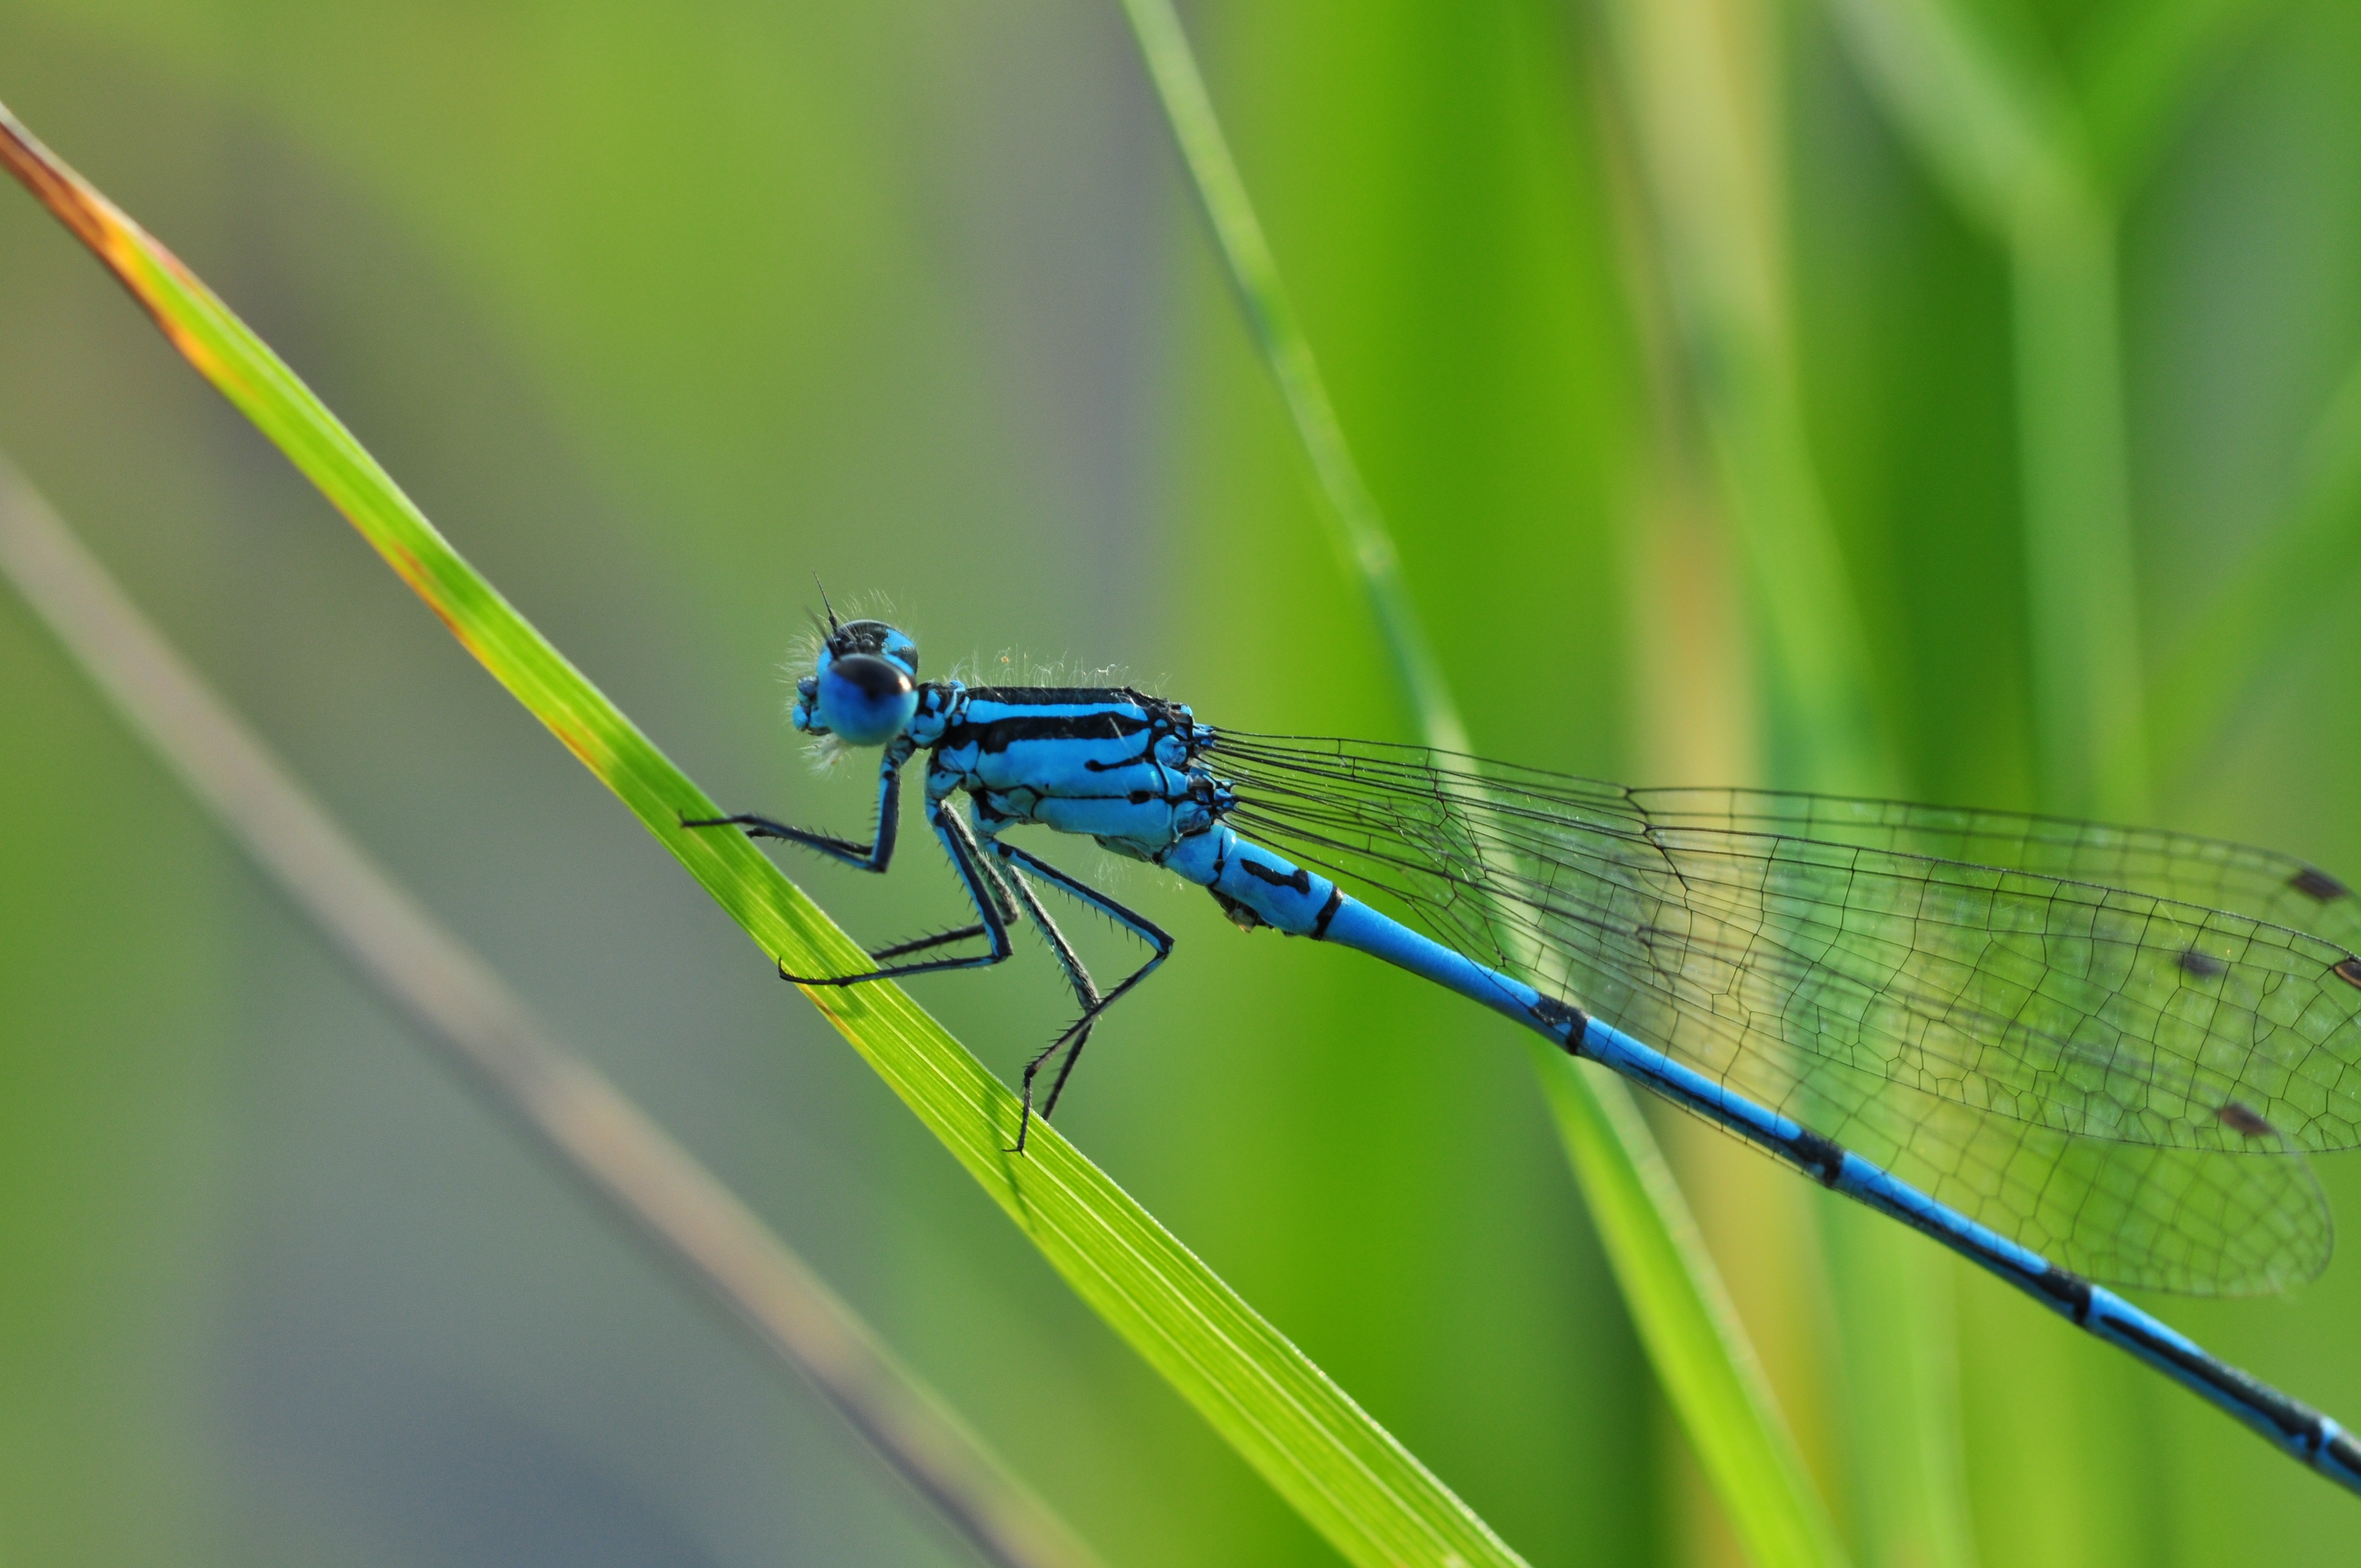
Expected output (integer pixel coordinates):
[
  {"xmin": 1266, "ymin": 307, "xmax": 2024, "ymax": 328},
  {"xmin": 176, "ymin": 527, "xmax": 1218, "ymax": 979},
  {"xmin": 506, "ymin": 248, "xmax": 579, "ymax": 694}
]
[
  {"xmin": 831, "ymin": 653, "xmax": 912, "ymax": 701},
  {"xmin": 825, "ymin": 619, "xmax": 918, "ymax": 679}
]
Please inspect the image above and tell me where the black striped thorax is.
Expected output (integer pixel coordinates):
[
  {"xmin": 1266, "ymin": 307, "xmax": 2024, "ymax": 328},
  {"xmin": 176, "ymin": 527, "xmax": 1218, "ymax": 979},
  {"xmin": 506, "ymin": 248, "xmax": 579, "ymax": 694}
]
[{"xmin": 911, "ymin": 681, "xmax": 1235, "ymax": 854}]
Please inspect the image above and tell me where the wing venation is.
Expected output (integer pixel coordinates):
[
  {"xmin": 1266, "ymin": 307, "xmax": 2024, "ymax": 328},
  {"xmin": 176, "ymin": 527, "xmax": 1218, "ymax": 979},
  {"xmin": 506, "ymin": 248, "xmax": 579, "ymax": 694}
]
[{"xmin": 1212, "ymin": 732, "xmax": 2356, "ymax": 1294}]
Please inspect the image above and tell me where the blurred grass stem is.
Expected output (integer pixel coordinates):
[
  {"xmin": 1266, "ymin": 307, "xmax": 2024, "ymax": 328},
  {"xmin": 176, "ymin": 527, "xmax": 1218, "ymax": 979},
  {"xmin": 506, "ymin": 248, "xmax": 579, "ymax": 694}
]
[
  {"xmin": 1114, "ymin": 0, "xmax": 1465, "ymax": 753},
  {"xmin": 1598, "ymin": 0, "xmax": 1882, "ymax": 784},
  {"xmin": 0, "ymin": 455, "xmax": 1106, "ymax": 1568},
  {"xmin": 1824, "ymin": 0, "xmax": 2148, "ymax": 818},
  {"xmin": 2078, "ymin": 0, "xmax": 2288, "ymax": 192},
  {"xmin": 1119, "ymin": 5, "xmax": 1848, "ymax": 1564},
  {"xmin": 2011, "ymin": 194, "xmax": 2146, "ymax": 817},
  {"xmin": 1595, "ymin": 0, "xmax": 1984, "ymax": 1560}
]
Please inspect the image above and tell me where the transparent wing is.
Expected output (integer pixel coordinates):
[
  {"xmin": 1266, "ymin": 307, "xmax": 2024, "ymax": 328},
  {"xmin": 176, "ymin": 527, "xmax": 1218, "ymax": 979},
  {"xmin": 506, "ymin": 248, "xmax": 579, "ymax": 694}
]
[
  {"xmin": 1213, "ymin": 733, "xmax": 2355, "ymax": 1294},
  {"xmin": 1628, "ymin": 788, "xmax": 2361, "ymax": 954}
]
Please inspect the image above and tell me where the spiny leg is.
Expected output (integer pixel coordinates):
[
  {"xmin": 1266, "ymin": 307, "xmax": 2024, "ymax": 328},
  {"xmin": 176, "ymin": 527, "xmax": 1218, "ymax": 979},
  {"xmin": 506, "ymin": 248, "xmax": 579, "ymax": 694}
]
[
  {"xmin": 683, "ymin": 745, "xmax": 1013, "ymax": 976},
  {"xmin": 1003, "ymin": 872, "xmax": 1105, "ymax": 1019},
  {"xmin": 990, "ymin": 857, "xmax": 1106, "ymax": 1151},
  {"xmin": 988, "ymin": 840, "xmax": 1174, "ymax": 1151},
  {"xmin": 867, "ymin": 924, "xmax": 988, "ymax": 962},
  {"xmin": 863, "ymin": 836, "xmax": 1019, "ymax": 962},
  {"xmin": 773, "ymin": 799, "xmax": 1015, "ymax": 986},
  {"xmin": 680, "ymin": 738, "xmax": 912, "ymax": 873}
]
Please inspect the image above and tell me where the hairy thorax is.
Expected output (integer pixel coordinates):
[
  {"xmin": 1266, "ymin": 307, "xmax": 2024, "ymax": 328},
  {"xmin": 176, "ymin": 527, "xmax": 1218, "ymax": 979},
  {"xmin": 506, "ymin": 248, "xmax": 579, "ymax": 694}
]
[{"xmin": 912, "ymin": 684, "xmax": 1230, "ymax": 861}]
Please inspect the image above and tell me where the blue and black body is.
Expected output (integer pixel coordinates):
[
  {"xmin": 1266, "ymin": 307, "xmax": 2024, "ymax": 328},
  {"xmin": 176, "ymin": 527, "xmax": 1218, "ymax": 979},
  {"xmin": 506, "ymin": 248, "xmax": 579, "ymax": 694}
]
[{"xmin": 687, "ymin": 609, "xmax": 2361, "ymax": 1497}]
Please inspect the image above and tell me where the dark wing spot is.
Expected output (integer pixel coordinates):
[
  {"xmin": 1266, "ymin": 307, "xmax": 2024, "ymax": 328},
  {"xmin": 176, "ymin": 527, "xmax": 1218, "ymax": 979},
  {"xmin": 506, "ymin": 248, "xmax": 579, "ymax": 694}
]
[
  {"xmin": 2218, "ymin": 1102, "xmax": 2276, "ymax": 1139},
  {"xmin": 2291, "ymin": 866, "xmax": 2351, "ymax": 902},
  {"xmin": 2335, "ymin": 956, "xmax": 2361, "ymax": 990},
  {"xmin": 2177, "ymin": 948, "xmax": 2227, "ymax": 980}
]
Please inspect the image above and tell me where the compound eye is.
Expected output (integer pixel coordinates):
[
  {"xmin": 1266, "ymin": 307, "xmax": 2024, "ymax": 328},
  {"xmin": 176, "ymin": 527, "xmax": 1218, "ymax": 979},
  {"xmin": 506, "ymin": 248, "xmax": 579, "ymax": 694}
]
[
  {"xmin": 829, "ymin": 619, "xmax": 920, "ymax": 680},
  {"xmin": 818, "ymin": 654, "xmax": 918, "ymax": 745}
]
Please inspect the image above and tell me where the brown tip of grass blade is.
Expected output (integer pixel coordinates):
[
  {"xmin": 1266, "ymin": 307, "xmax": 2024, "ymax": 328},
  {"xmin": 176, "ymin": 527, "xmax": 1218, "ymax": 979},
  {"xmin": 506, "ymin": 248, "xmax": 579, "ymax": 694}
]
[
  {"xmin": 0, "ymin": 104, "xmax": 111, "ymax": 253},
  {"xmin": 0, "ymin": 102, "xmax": 241, "ymax": 389}
]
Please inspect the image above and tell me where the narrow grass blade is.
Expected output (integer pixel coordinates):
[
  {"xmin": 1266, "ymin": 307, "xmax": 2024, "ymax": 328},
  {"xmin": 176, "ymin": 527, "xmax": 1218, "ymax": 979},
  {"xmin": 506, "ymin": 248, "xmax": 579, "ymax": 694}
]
[
  {"xmin": 1816, "ymin": 0, "xmax": 2059, "ymax": 234},
  {"xmin": 1528, "ymin": 1040, "xmax": 1848, "ymax": 1568},
  {"xmin": 2009, "ymin": 199, "xmax": 2147, "ymax": 818},
  {"xmin": 1112, "ymin": 0, "xmax": 1466, "ymax": 753},
  {"xmin": 1596, "ymin": 0, "xmax": 1885, "ymax": 786},
  {"xmin": 0, "ymin": 101, "xmax": 1527, "ymax": 1568},
  {"xmin": 1116, "ymin": 8, "xmax": 1848, "ymax": 1565},
  {"xmin": 1595, "ymin": 0, "xmax": 1978, "ymax": 1558},
  {"xmin": 1824, "ymin": 0, "xmax": 2147, "ymax": 819},
  {"xmin": 0, "ymin": 455, "xmax": 1103, "ymax": 1568}
]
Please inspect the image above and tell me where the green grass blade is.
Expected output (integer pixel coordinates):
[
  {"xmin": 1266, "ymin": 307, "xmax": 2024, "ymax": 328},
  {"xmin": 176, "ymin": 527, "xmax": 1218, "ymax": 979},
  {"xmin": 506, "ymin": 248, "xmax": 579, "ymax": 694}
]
[
  {"xmin": 1598, "ymin": 0, "xmax": 1886, "ymax": 786},
  {"xmin": 1817, "ymin": 0, "xmax": 2060, "ymax": 234},
  {"xmin": 1528, "ymin": 1039, "xmax": 1848, "ymax": 1568},
  {"xmin": 0, "ymin": 100, "xmax": 1526, "ymax": 1568},
  {"xmin": 1601, "ymin": 5, "xmax": 1984, "ymax": 1560},
  {"xmin": 1824, "ymin": 0, "xmax": 2147, "ymax": 819},
  {"xmin": 2008, "ymin": 200, "xmax": 2147, "ymax": 818},
  {"xmin": 1117, "ymin": 8, "xmax": 1848, "ymax": 1565},
  {"xmin": 0, "ymin": 455, "xmax": 1105, "ymax": 1568},
  {"xmin": 1113, "ymin": 0, "xmax": 1466, "ymax": 754}
]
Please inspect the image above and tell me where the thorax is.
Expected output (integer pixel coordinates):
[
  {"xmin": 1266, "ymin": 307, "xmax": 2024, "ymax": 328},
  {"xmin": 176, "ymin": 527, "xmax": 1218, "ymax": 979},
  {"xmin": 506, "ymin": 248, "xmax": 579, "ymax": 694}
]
[{"xmin": 912, "ymin": 683, "xmax": 1226, "ymax": 858}]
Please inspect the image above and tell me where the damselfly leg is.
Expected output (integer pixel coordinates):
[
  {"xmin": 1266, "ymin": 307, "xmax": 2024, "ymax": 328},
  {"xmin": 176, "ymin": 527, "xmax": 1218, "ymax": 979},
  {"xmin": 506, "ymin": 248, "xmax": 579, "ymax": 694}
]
[
  {"xmin": 681, "ymin": 736, "xmax": 913, "ymax": 872},
  {"xmin": 866, "ymin": 925, "xmax": 991, "ymax": 961},
  {"xmin": 687, "ymin": 785, "xmax": 1175, "ymax": 1150},
  {"xmin": 983, "ymin": 839, "xmax": 1175, "ymax": 1150}
]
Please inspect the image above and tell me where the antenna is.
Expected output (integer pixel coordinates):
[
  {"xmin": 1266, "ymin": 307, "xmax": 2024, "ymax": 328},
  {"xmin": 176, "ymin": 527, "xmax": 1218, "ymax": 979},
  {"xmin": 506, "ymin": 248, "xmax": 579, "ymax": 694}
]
[{"xmin": 813, "ymin": 574, "xmax": 840, "ymax": 633}]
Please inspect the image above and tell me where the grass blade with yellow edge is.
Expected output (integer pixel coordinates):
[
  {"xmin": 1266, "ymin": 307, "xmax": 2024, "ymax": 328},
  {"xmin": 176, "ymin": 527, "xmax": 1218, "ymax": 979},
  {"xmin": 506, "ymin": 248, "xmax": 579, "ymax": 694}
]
[
  {"xmin": 0, "ymin": 453, "xmax": 1103, "ymax": 1568},
  {"xmin": 0, "ymin": 99, "xmax": 1525, "ymax": 1568}
]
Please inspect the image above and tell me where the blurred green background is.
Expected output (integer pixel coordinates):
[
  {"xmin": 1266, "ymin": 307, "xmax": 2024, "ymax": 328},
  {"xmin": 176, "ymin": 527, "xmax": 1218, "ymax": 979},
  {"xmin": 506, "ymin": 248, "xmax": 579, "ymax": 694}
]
[{"xmin": 2, "ymin": 0, "xmax": 2358, "ymax": 1562}]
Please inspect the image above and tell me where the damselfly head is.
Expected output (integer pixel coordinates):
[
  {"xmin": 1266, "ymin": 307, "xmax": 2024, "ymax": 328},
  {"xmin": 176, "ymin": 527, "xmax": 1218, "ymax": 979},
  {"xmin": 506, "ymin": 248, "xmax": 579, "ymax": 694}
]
[
  {"xmin": 819, "ymin": 618, "xmax": 919, "ymax": 679},
  {"xmin": 793, "ymin": 618, "xmax": 921, "ymax": 745}
]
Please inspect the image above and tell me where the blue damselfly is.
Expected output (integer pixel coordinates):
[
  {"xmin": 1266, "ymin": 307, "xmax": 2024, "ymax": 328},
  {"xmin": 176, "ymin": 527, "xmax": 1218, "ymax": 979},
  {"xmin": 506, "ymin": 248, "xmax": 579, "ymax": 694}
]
[{"xmin": 687, "ymin": 607, "xmax": 2361, "ymax": 1496}]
